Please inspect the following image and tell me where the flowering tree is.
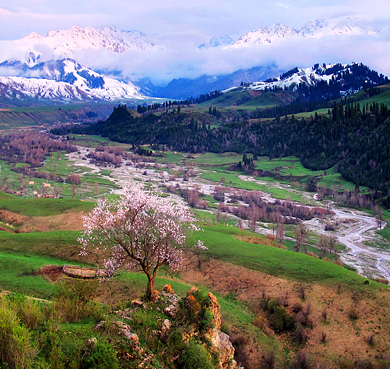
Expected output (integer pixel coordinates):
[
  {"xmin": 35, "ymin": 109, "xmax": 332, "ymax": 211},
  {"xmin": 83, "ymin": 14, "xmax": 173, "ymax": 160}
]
[{"xmin": 79, "ymin": 184, "xmax": 204, "ymax": 301}]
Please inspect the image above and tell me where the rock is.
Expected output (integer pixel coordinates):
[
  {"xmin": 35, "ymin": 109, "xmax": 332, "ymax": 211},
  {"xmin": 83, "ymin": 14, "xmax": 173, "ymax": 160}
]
[
  {"xmin": 163, "ymin": 284, "xmax": 175, "ymax": 294},
  {"xmin": 208, "ymin": 292, "xmax": 221, "ymax": 331},
  {"xmin": 185, "ymin": 294, "xmax": 202, "ymax": 315},
  {"xmin": 159, "ymin": 319, "xmax": 171, "ymax": 339},
  {"xmin": 131, "ymin": 299, "xmax": 144, "ymax": 307},
  {"xmin": 162, "ymin": 287, "xmax": 181, "ymax": 317},
  {"xmin": 214, "ymin": 331, "xmax": 236, "ymax": 368},
  {"xmin": 115, "ymin": 308, "xmax": 133, "ymax": 321},
  {"xmin": 87, "ymin": 337, "xmax": 97, "ymax": 346},
  {"xmin": 186, "ymin": 286, "xmax": 198, "ymax": 297},
  {"xmin": 95, "ymin": 320, "xmax": 143, "ymax": 355},
  {"xmin": 152, "ymin": 290, "xmax": 160, "ymax": 301},
  {"xmin": 203, "ymin": 292, "xmax": 241, "ymax": 369}
]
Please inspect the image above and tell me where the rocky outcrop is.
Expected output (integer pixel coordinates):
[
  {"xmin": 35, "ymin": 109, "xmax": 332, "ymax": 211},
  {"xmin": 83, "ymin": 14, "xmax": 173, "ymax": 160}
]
[
  {"xmin": 206, "ymin": 292, "xmax": 242, "ymax": 369},
  {"xmin": 185, "ymin": 288, "xmax": 242, "ymax": 369},
  {"xmin": 162, "ymin": 284, "xmax": 181, "ymax": 317},
  {"xmin": 95, "ymin": 320, "xmax": 143, "ymax": 355}
]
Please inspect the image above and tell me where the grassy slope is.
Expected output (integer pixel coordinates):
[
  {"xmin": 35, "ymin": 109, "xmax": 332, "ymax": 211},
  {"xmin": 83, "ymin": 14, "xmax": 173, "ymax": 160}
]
[
  {"xmin": 0, "ymin": 188, "xmax": 386, "ymax": 368},
  {"xmin": 0, "ymin": 197, "xmax": 94, "ymax": 216},
  {"xmin": 188, "ymin": 224, "xmax": 372, "ymax": 288}
]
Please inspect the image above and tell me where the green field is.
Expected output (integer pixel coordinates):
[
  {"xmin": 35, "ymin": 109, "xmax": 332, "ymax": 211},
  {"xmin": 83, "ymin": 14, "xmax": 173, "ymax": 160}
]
[
  {"xmin": 0, "ymin": 197, "xmax": 94, "ymax": 216},
  {"xmin": 200, "ymin": 169, "xmax": 303, "ymax": 202},
  {"xmin": 188, "ymin": 224, "xmax": 375, "ymax": 288}
]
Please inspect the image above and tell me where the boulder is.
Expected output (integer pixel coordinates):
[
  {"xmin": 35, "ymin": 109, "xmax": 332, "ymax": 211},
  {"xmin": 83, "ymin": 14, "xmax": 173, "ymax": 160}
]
[
  {"xmin": 205, "ymin": 292, "xmax": 241, "ymax": 369},
  {"xmin": 163, "ymin": 284, "xmax": 175, "ymax": 294},
  {"xmin": 159, "ymin": 319, "xmax": 171, "ymax": 339}
]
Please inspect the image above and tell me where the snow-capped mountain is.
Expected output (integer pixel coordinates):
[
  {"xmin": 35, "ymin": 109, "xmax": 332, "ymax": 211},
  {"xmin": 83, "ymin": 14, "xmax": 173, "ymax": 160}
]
[
  {"xmin": 0, "ymin": 59, "xmax": 145, "ymax": 102},
  {"xmin": 13, "ymin": 26, "xmax": 155, "ymax": 67},
  {"xmin": 225, "ymin": 63, "xmax": 388, "ymax": 94},
  {"xmin": 198, "ymin": 36, "xmax": 234, "ymax": 49},
  {"xmin": 229, "ymin": 18, "xmax": 382, "ymax": 48}
]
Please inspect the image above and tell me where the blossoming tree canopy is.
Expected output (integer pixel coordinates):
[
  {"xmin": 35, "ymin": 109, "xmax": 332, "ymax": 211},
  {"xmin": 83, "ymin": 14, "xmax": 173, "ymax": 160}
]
[{"xmin": 79, "ymin": 184, "xmax": 205, "ymax": 301}]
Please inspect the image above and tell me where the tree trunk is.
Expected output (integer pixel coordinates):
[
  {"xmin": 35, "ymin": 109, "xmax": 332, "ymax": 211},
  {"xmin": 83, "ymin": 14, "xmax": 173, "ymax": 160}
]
[{"xmin": 146, "ymin": 275, "xmax": 156, "ymax": 302}]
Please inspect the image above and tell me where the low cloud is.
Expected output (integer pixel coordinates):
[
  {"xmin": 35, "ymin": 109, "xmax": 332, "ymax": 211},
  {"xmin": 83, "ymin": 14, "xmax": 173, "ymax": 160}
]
[
  {"xmin": 67, "ymin": 32, "xmax": 390, "ymax": 86},
  {"xmin": 0, "ymin": 1, "xmax": 389, "ymax": 86}
]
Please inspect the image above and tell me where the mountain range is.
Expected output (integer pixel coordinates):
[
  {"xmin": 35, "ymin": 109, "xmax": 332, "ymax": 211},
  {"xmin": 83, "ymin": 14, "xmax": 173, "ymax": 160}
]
[
  {"xmin": 0, "ymin": 18, "xmax": 387, "ymax": 102},
  {"xmin": 0, "ymin": 59, "xmax": 144, "ymax": 103},
  {"xmin": 227, "ymin": 18, "xmax": 382, "ymax": 48}
]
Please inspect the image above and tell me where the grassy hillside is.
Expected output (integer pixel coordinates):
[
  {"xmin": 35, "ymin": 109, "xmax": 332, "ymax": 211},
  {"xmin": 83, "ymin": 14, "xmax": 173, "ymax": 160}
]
[
  {"xmin": 0, "ymin": 103, "xmax": 114, "ymax": 127},
  {"xmin": 0, "ymin": 185, "xmax": 388, "ymax": 369},
  {"xmin": 199, "ymin": 88, "xmax": 298, "ymax": 109}
]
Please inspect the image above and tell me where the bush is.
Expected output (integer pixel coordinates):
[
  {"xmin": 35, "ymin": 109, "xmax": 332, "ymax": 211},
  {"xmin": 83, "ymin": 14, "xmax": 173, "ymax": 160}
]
[
  {"xmin": 349, "ymin": 307, "xmax": 359, "ymax": 320},
  {"xmin": 54, "ymin": 280, "xmax": 103, "ymax": 323},
  {"xmin": 320, "ymin": 331, "xmax": 327, "ymax": 343},
  {"xmin": 289, "ymin": 351, "xmax": 311, "ymax": 369},
  {"xmin": 321, "ymin": 309, "xmax": 328, "ymax": 322},
  {"xmin": 273, "ymin": 306, "xmax": 294, "ymax": 332},
  {"xmin": 294, "ymin": 323, "xmax": 307, "ymax": 344},
  {"xmin": 179, "ymin": 339, "xmax": 214, "ymax": 369},
  {"xmin": 366, "ymin": 333, "xmax": 375, "ymax": 346},
  {"xmin": 261, "ymin": 297, "xmax": 294, "ymax": 333},
  {"xmin": 262, "ymin": 350, "xmax": 275, "ymax": 369},
  {"xmin": 81, "ymin": 339, "xmax": 119, "ymax": 369},
  {"xmin": 253, "ymin": 315, "xmax": 272, "ymax": 335},
  {"xmin": 0, "ymin": 297, "xmax": 38, "ymax": 369}
]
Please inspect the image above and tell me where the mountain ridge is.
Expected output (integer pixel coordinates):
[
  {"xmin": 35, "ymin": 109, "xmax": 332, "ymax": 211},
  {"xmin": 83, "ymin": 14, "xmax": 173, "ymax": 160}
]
[{"xmin": 0, "ymin": 59, "xmax": 145, "ymax": 102}]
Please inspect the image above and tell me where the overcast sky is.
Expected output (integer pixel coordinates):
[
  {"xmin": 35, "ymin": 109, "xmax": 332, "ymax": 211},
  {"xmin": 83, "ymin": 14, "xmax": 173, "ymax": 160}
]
[
  {"xmin": 0, "ymin": 0, "xmax": 388, "ymax": 40},
  {"xmin": 0, "ymin": 0, "xmax": 389, "ymax": 83}
]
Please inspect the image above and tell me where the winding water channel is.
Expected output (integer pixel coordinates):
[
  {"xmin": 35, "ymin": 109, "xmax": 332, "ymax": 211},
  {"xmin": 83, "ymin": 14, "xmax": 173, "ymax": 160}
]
[{"xmin": 68, "ymin": 148, "xmax": 390, "ymax": 281}]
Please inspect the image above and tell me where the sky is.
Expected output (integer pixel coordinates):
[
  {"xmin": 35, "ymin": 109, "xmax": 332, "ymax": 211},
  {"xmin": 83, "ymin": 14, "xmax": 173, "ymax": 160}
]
[{"xmin": 0, "ymin": 0, "xmax": 389, "ymax": 83}]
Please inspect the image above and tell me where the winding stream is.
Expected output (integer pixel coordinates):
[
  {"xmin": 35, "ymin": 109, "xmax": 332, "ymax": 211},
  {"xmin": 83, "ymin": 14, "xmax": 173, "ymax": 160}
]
[{"xmin": 67, "ymin": 148, "xmax": 390, "ymax": 281}]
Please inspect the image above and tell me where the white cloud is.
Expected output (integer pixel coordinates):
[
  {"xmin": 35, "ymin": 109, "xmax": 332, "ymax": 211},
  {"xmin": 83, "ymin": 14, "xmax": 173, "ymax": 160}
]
[{"xmin": 0, "ymin": 0, "xmax": 388, "ymax": 84}]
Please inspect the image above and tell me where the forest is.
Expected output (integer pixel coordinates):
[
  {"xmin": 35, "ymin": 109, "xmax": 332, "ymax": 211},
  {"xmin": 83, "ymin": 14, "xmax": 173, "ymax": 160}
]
[{"xmin": 53, "ymin": 100, "xmax": 390, "ymax": 204}]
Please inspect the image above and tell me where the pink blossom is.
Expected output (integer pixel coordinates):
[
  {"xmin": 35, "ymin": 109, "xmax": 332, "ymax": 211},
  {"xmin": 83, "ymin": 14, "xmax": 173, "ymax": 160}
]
[{"xmin": 79, "ymin": 183, "xmax": 203, "ymax": 300}]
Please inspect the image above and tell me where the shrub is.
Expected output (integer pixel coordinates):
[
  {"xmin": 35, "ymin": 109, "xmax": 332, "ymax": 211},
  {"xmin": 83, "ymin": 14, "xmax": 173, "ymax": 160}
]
[
  {"xmin": 81, "ymin": 339, "xmax": 119, "ymax": 369},
  {"xmin": 295, "ymin": 303, "xmax": 312, "ymax": 328},
  {"xmin": 179, "ymin": 339, "xmax": 214, "ymax": 369},
  {"xmin": 298, "ymin": 285, "xmax": 306, "ymax": 300},
  {"xmin": 366, "ymin": 333, "xmax": 375, "ymax": 346},
  {"xmin": 373, "ymin": 278, "xmax": 389, "ymax": 285},
  {"xmin": 0, "ymin": 297, "xmax": 38, "ymax": 369},
  {"xmin": 349, "ymin": 307, "xmax": 359, "ymax": 320},
  {"xmin": 272, "ymin": 305, "xmax": 294, "ymax": 332},
  {"xmin": 261, "ymin": 297, "xmax": 294, "ymax": 333},
  {"xmin": 294, "ymin": 323, "xmax": 307, "ymax": 344},
  {"xmin": 54, "ymin": 280, "xmax": 103, "ymax": 323},
  {"xmin": 231, "ymin": 335, "xmax": 249, "ymax": 368},
  {"xmin": 292, "ymin": 302, "xmax": 303, "ymax": 313},
  {"xmin": 16, "ymin": 299, "xmax": 45, "ymax": 330},
  {"xmin": 262, "ymin": 350, "xmax": 275, "ymax": 369},
  {"xmin": 41, "ymin": 331, "xmax": 66, "ymax": 369},
  {"xmin": 355, "ymin": 359, "xmax": 376, "ymax": 369},
  {"xmin": 321, "ymin": 309, "xmax": 328, "ymax": 322},
  {"xmin": 320, "ymin": 331, "xmax": 327, "ymax": 343},
  {"xmin": 253, "ymin": 315, "xmax": 268, "ymax": 330},
  {"xmin": 220, "ymin": 320, "xmax": 232, "ymax": 336},
  {"xmin": 289, "ymin": 351, "xmax": 311, "ymax": 369}
]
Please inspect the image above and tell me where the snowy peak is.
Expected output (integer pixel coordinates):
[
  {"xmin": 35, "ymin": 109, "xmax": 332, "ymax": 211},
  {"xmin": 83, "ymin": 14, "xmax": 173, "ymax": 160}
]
[
  {"xmin": 232, "ymin": 24, "xmax": 298, "ymax": 47},
  {"xmin": 14, "ymin": 26, "xmax": 154, "ymax": 66},
  {"xmin": 240, "ymin": 63, "xmax": 388, "ymax": 93},
  {"xmin": 0, "ymin": 58, "xmax": 145, "ymax": 102},
  {"xmin": 198, "ymin": 35, "xmax": 234, "ymax": 49},
  {"xmin": 229, "ymin": 18, "xmax": 381, "ymax": 48}
]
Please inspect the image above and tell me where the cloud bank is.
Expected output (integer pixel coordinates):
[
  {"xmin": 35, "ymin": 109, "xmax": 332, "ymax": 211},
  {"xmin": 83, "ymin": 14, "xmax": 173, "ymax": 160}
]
[{"xmin": 0, "ymin": 0, "xmax": 389, "ymax": 84}]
